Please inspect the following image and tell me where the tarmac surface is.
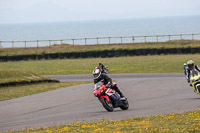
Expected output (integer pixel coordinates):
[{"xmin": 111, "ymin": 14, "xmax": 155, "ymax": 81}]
[{"xmin": 1, "ymin": 73, "xmax": 200, "ymax": 132}]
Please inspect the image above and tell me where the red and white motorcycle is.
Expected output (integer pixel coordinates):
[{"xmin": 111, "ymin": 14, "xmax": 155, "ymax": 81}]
[{"xmin": 93, "ymin": 81, "xmax": 129, "ymax": 112}]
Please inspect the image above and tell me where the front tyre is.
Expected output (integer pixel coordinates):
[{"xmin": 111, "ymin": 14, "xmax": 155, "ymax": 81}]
[
  {"xmin": 100, "ymin": 98, "xmax": 114, "ymax": 112},
  {"xmin": 120, "ymin": 100, "xmax": 129, "ymax": 110}
]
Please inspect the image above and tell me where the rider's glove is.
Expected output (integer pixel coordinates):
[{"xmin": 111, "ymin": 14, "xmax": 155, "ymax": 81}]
[{"xmin": 106, "ymin": 82, "xmax": 111, "ymax": 88}]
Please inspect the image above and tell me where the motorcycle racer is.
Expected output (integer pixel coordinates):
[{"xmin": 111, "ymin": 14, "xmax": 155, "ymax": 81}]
[
  {"xmin": 93, "ymin": 63, "xmax": 126, "ymax": 100},
  {"xmin": 183, "ymin": 60, "xmax": 200, "ymax": 84}
]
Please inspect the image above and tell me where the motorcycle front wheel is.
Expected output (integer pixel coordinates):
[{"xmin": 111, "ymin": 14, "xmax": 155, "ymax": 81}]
[{"xmin": 100, "ymin": 98, "xmax": 114, "ymax": 112}]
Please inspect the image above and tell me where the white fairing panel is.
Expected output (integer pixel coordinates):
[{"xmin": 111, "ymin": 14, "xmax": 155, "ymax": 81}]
[{"xmin": 195, "ymin": 84, "xmax": 200, "ymax": 93}]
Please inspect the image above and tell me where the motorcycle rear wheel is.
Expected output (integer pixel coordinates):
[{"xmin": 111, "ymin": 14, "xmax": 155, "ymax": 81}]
[
  {"xmin": 100, "ymin": 98, "xmax": 114, "ymax": 112},
  {"xmin": 119, "ymin": 100, "xmax": 129, "ymax": 110}
]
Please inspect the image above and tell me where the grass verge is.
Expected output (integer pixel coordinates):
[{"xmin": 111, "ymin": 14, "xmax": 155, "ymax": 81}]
[
  {"xmin": 0, "ymin": 70, "xmax": 91, "ymax": 101},
  {"xmin": 0, "ymin": 70, "xmax": 59, "ymax": 87},
  {"xmin": 0, "ymin": 81, "xmax": 92, "ymax": 101},
  {"xmin": 7, "ymin": 109, "xmax": 200, "ymax": 133},
  {"xmin": 1, "ymin": 40, "xmax": 200, "ymax": 56},
  {"xmin": 0, "ymin": 54, "xmax": 199, "ymax": 75}
]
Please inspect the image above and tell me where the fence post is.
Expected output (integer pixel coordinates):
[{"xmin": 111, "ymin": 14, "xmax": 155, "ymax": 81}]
[
  {"xmin": 12, "ymin": 41, "xmax": 14, "ymax": 47},
  {"xmin": 156, "ymin": 35, "xmax": 159, "ymax": 43},
  {"xmin": 25, "ymin": 41, "xmax": 26, "ymax": 48},
  {"xmin": 72, "ymin": 39, "xmax": 75, "ymax": 46},
  {"xmin": 192, "ymin": 34, "xmax": 194, "ymax": 40},
  {"xmin": 132, "ymin": 36, "xmax": 135, "ymax": 44},
  {"xmin": 144, "ymin": 36, "xmax": 146, "ymax": 43},
  {"xmin": 180, "ymin": 34, "xmax": 182, "ymax": 40},
  {"xmin": 37, "ymin": 40, "xmax": 39, "ymax": 48},
  {"xmin": 97, "ymin": 38, "xmax": 99, "ymax": 45},
  {"xmin": 85, "ymin": 38, "xmax": 87, "ymax": 45},
  {"xmin": 120, "ymin": 37, "xmax": 123, "ymax": 44},
  {"xmin": 168, "ymin": 35, "xmax": 171, "ymax": 41},
  {"xmin": 61, "ymin": 40, "xmax": 63, "ymax": 45},
  {"xmin": 108, "ymin": 37, "xmax": 111, "ymax": 44}
]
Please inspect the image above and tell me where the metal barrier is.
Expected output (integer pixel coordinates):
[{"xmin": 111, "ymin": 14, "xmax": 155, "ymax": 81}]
[{"xmin": 0, "ymin": 33, "xmax": 200, "ymax": 48}]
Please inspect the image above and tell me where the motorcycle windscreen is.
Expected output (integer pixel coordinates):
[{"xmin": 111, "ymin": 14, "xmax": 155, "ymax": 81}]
[
  {"xmin": 192, "ymin": 70, "xmax": 199, "ymax": 77},
  {"xmin": 110, "ymin": 94, "xmax": 120, "ymax": 107}
]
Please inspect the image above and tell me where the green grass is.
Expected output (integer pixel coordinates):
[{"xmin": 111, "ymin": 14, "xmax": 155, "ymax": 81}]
[
  {"xmin": 0, "ymin": 54, "xmax": 196, "ymax": 100},
  {"xmin": 0, "ymin": 54, "xmax": 198, "ymax": 75},
  {"xmin": 8, "ymin": 109, "xmax": 200, "ymax": 133},
  {"xmin": 0, "ymin": 81, "xmax": 92, "ymax": 101},
  {"xmin": 1, "ymin": 40, "xmax": 200, "ymax": 56},
  {"xmin": 0, "ymin": 70, "xmax": 91, "ymax": 101},
  {"xmin": 2, "ymin": 54, "xmax": 200, "ymax": 132},
  {"xmin": 0, "ymin": 70, "xmax": 46, "ymax": 84}
]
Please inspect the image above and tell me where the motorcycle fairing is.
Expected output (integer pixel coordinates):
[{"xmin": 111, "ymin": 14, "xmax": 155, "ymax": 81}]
[
  {"xmin": 190, "ymin": 70, "xmax": 200, "ymax": 95},
  {"xmin": 93, "ymin": 82, "xmax": 107, "ymax": 97},
  {"xmin": 109, "ymin": 94, "xmax": 120, "ymax": 107},
  {"xmin": 100, "ymin": 95, "xmax": 110, "ymax": 102},
  {"xmin": 195, "ymin": 84, "xmax": 200, "ymax": 93}
]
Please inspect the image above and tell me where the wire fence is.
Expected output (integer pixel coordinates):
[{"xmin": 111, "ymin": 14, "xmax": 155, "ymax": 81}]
[{"xmin": 0, "ymin": 33, "xmax": 200, "ymax": 48}]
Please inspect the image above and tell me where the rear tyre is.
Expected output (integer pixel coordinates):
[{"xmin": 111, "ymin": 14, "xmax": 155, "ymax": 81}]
[
  {"xmin": 100, "ymin": 98, "xmax": 114, "ymax": 112},
  {"xmin": 119, "ymin": 100, "xmax": 129, "ymax": 110}
]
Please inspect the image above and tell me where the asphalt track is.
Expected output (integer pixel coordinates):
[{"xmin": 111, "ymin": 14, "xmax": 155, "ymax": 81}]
[{"xmin": 1, "ymin": 73, "xmax": 200, "ymax": 132}]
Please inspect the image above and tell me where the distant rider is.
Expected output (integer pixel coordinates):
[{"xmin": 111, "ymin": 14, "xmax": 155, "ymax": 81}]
[
  {"xmin": 93, "ymin": 63, "xmax": 126, "ymax": 100},
  {"xmin": 183, "ymin": 60, "xmax": 200, "ymax": 84}
]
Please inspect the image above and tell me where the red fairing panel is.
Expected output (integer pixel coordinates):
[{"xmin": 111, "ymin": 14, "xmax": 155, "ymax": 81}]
[{"xmin": 100, "ymin": 95, "xmax": 110, "ymax": 102}]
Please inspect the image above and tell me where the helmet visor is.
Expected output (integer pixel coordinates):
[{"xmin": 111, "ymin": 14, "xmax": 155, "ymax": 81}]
[
  {"xmin": 94, "ymin": 74, "xmax": 99, "ymax": 78},
  {"xmin": 188, "ymin": 64, "xmax": 194, "ymax": 70}
]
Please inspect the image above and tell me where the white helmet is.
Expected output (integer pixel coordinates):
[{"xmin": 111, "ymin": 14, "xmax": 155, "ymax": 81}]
[
  {"xmin": 93, "ymin": 68, "xmax": 101, "ymax": 79},
  {"xmin": 187, "ymin": 60, "xmax": 194, "ymax": 70}
]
